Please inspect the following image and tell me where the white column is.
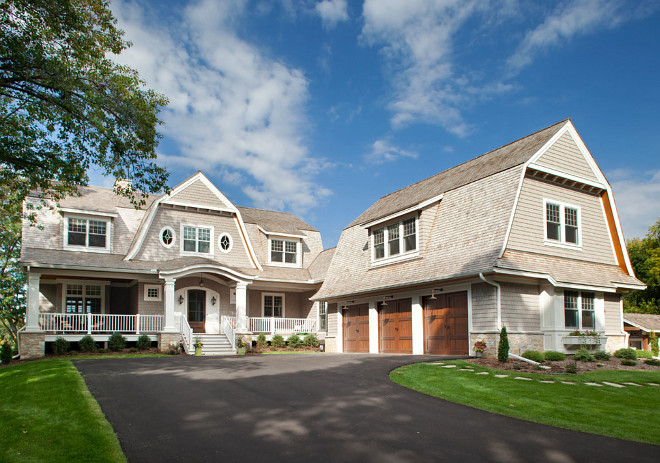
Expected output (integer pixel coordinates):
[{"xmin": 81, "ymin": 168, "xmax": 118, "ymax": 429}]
[
  {"xmin": 26, "ymin": 272, "xmax": 41, "ymax": 332},
  {"xmin": 411, "ymin": 296, "xmax": 424, "ymax": 355},
  {"xmin": 336, "ymin": 307, "xmax": 343, "ymax": 353},
  {"xmin": 369, "ymin": 301, "xmax": 379, "ymax": 353},
  {"xmin": 236, "ymin": 282, "xmax": 248, "ymax": 332},
  {"xmin": 163, "ymin": 278, "xmax": 177, "ymax": 332}
]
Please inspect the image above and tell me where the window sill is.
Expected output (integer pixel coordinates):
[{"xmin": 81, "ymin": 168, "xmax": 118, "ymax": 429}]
[
  {"xmin": 544, "ymin": 240, "xmax": 582, "ymax": 251},
  {"xmin": 180, "ymin": 251, "xmax": 214, "ymax": 258},
  {"xmin": 370, "ymin": 251, "xmax": 420, "ymax": 268},
  {"xmin": 267, "ymin": 261, "xmax": 302, "ymax": 269},
  {"xmin": 63, "ymin": 246, "xmax": 111, "ymax": 254}
]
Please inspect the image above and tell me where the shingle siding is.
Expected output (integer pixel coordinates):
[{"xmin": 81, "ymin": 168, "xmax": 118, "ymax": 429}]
[
  {"xmin": 500, "ymin": 282, "xmax": 540, "ymax": 332},
  {"xmin": 534, "ymin": 132, "xmax": 598, "ymax": 182},
  {"xmin": 471, "ymin": 283, "xmax": 497, "ymax": 331},
  {"xmin": 604, "ymin": 292, "xmax": 622, "ymax": 333},
  {"xmin": 327, "ymin": 303, "xmax": 338, "ymax": 337},
  {"xmin": 166, "ymin": 179, "xmax": 233, "ymax": 210}
]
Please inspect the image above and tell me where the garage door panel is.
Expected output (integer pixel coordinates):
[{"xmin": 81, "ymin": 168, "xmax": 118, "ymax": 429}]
[
  {"xmin": 424, "ymin": 291, "xmax": 468, "ymax": 355},
  {"xmin": 379, "ymin": 298, "xmax": 412, "ymax": 354},
  {"xmin": 343, "ymin": 304, "xmax": 369, "ymax": 353}
]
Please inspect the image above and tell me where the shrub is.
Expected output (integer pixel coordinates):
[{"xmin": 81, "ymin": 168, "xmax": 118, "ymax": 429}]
[
  {"xmin": 97, "ymin": 348, "xmax": 106, "ymax": 353},
  {"xmin": 565, "ymin": 362, "xmax": 578, "ymax": 374},
  {"xmin": 573, "ymin": 347, "xmax": 594, "ymax": 362},
  {"xmin": 1, "ymin": 342, "xmax": 12, "ymax": 364},
  {"xmin": 543, "ymin": 350, "xmax": 566, "ymax": 361},
  {"xmin": 79, "ymin": 335, "xmax": 97, "ymax": 352},
  {"xmin": 593, "ymin": 350, "xmax": 611, "ymax": 361},
  {"xmin": 650, "ymin": 331, "xmax": 659, "ymax": 357},
  {"xmin": 108, "ymin": 332, "xmax": 127, "ymax": 351},
  {"xmin": 522, "ymin": 350, "xmax": 544, "ymax": 362},
  {"xmin": 302, "ymin": 333, "xmax": 319, "ymax": 348},
  {"xmin": 620, "ymin": 359, "xmax": 637, "ymax": 366},
  {"xmin": 69, "ymin": 350, "xmax": 78, "ymax": 356},
  {"xmin": 497, "ymin": 326, "xmax": 509, "ymax": 363},
  {"xmin": 286, "ymin": 334, "xmax": 302, "ymax": 348},
  {"xmin": 256, "ymin": 333, "xmax": 267, "ymax": 349},
  {"xmin": 52, "ymin": 337, "xmax": 70, "ymax": 355},
  {"xmin": 644, "ymin": 359, "xmax": 660, "ymax": 366},
  {"xmin": 272, "ymin": 334, "xmax": 285, "ymax": 348},
  {"xmin": 129, "ymin": 347, "xmax": 138, "ymax": 353},
  {"xmin": 136, "ymin": 334, "xmax": 151, "ymax": 350},
  {"xmin": 614, "ymin": 348, "xmax": 637, "ymax": 360},
  {"xmin": 635, "ymin": 350, "xmax": 652, "ymax": 359}
]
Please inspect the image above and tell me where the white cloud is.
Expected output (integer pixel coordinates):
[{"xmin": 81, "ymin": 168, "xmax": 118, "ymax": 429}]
[
  {"xmin": 315, "ymin": 0, "xmax": 349, "ymax": 29},
  {"xmin": 110, "ymin": 0, "xmax": 331, "ymax": 213},
  {"xmin": 608, "ymin": 169, "xmax": 660, "ymax": 240},
  {"xmin": 365, "ymin": 138, "xmax": 418, "ymax": 164}
]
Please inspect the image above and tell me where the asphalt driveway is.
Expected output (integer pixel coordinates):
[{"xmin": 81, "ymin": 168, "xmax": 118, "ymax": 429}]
[{"xmin": 74, "ymin": 354, "xmax": 658, "ymax": 462}]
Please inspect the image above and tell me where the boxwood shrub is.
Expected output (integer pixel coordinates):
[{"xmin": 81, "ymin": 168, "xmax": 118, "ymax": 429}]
[
  {"xmin": 52, "ymin": 337, "xmax": 70, "ymax": 355},
  {"xmin": 1, "ymin": 342, "xmax": 13, "ymax": 364},
  {"xmin": 286, "ymin": 334, "xmax": 302, "ymax": 348},
  {"xmin": 79, "ymin": 335, "xmax": 97, "ymax": 352},
  {"xmin": 620, "ymin": 358, "xmax": 637, "ymax": 366},
  {"xmin": 256, "ymin": 333, "xmax": 267, "ymax": 348},
  {"xmin": 543, "ymin": 350, "xmax": 566, "ymax": 361},
  {"xmin": 108, "ymin": 332, "xmax": 127, "ymax": 351},
  {"xmin": 644, "ymin": 359, "xmax": 660, "ymax": 366},
  {"xmin": 573, "ymin": 347, "xmax": 594, "ymax": 362},
  {"xmin": 614, "ymin": 348, "xmax": 637, "ymax": 360},
  {"xmin": 271, "ymin": 334, "xmax": 285, "ymax": 348},
  {"xmin": 302, "ymin": 333, "xmax": 319, "ymax": 348},
  {"xmin": 136, "ymin": 334, "xmax": 151, "ymax": 350},
  {"xmin": 522, "ymin": 350, "xmax": 544, "ymax": 362}
]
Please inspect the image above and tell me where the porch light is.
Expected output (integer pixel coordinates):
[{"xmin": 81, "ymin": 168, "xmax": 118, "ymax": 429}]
[
  {"xmin": 178, "ymin": 295, "xmax": 184, "ymax": 304},
  {"xmin": 211, "ymin": 296, "xmax": 216, "ymax": 306},
  {"xmin": 430, "ymin": 289, "xmax": 437, "ymax": 300},
  {"xmin": 381, "ymin": 300, "xmax": 388, "ymax": 306}
]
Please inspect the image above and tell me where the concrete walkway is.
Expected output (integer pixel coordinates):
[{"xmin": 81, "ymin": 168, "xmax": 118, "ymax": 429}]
[{"xmin": 74, "ymin": 354, "xmax": 659, "ymax": 462}]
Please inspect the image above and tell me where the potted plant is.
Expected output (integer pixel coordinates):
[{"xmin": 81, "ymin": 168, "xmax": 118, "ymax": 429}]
[
  {"xmin": 236, "ymin": 336, "xmax": 246, "ymax": 355},
  {"xmin": 194, "ymin": 338, "xmax": 203, "ymax": 356},
  {"xmin": 473, "ymin": 340, "xmax": 487, "ymax": 358}
]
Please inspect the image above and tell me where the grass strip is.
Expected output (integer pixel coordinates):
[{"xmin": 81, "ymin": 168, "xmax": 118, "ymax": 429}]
[
  {"xmin": 0, "ymin": 359, "xmax": 126, "ymax": 462},
  {"xmin": 391, "ymin": 360, "xmax": 660, "ymax": 445}
]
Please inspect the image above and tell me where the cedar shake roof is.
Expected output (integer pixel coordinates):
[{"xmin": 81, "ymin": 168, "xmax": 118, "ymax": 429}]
[
  {"xmin": 29, "ymin": 185, "xmax": 161, "ymax": 213},
  {"xmin": 238, "ymin": 207, "xmax": 318, "ymax": 234},
  {"xmin": 623, "ymin": 313, "xmax": 660, "ymax": 332},
  {"xmin": 349, "ymin": 119, "xmax": 567, "ymax": 227},
  {"xmin": 308, "ymin": 247, "xmax": 336, "ymax": 281}
]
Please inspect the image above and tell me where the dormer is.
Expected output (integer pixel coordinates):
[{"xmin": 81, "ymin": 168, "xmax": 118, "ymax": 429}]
[{"xmin": 61, "ymin": 208, "xmax": 117, "ymax": 253}]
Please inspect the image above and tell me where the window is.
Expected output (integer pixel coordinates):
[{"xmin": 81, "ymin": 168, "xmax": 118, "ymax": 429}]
[
  {"xmin": 66, "ymin": 217, "xmax": 109, "ymax": 250},
  {"xmin": 263, "ymin": 294, "xmax": 284, "ymax": 317},
  {"xmin": 160, "ymin": 227, "xmax": 175, "ymax": 248},
  {"xmin": 65, "ymin": 284, "xmax": 102, "ymax": 314},
  {"xmin": 270, "ymin": 239, "xmax": 298, "ymax": 265},
  {"xmin": 371, "ymin": 216, "xmax": 418, "ymax": 262},
  {"xmin": 218, "ymin": 233, "xmax": 232, "ymax": 253},
  {"xmin": 564, "ymin": 291, "xmax": 596, "ymax": 330},
  {"xmin": 144, "ymin": 284, "xmax": 162, "ymax": 301},
  {"xmin": 545, "ymin": 200, "xmax": 580, "ymax": 246},
  {"xmin": 318, "ymin": 301, "xmax": 327, "ymax": 332},
  {"xmin": 182, "ymin": 226, "xmax": 212, "ymax": 254}
]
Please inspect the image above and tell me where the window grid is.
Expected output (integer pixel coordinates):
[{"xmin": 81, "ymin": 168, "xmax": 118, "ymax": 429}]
[
  {"xmin": 545, "ymin": 201, "xmax": 580, "ymax": 246},
  {"xmin": 67, "ymin": 217, "xmax": 108, "ymax": 249},
  {"xmin": 565, "ymin": 291, "xmax": 597, "ymax": 330},
  {"xmin": 162, "ymin": 228, "xmax": 173, "ymax": 246},
  {"xmin": 183, "ymin": 226, "xmax": 211, "ymax": 254},
  {"xmin": 270, "ymin": 239, "xmax": 298, "ymax": 264},
  {"xmin": 147, "ymin": 287, "xmax": 159, "ymax": 298},
  {"xmin": 65, "ymin": 284, "xmax": 102, "ymax": 314},
  {"xmin": 372, "ymin": 217, "xmax": 417, "ymax": 261}
]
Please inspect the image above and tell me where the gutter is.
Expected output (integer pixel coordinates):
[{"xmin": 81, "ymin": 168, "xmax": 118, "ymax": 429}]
[{"xmin": 479, "ymin": 273, "xmax": 502, "ymax": 330}]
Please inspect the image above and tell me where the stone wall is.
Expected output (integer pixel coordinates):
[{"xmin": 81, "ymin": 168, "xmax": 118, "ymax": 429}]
[
  {"xmin": 158, "ymin": 332, "xmax": 181, "ymax": 353},
  {"xmin": 470, "ymin": 332, "xmax": 543, "ymax": 359},
  {"xmin": 324, "ymin": 336, "xmax": 337, "ymax": 353},
  {"xmin": 605, "ymin": 334, "xmax": 626, "ymax": 353},
  {"xmin": 20, "ymin": 332, "xmax": 46, "ymax": 359}
]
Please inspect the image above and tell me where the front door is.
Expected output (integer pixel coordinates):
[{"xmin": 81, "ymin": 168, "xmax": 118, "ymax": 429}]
[{"xmin": 188, "ymin": 289, "xmax": 206, "ymax": 333}]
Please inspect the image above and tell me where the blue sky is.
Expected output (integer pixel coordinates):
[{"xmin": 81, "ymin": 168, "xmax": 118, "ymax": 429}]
[{"xmin": 98, "ymin": 0, "xmax": 660, "ymax": 248}]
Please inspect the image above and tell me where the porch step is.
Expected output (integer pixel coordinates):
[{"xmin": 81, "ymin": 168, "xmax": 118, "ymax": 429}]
[{"xmin": 194, "ymin": 333, "xmax": 235, "ymax": 355}]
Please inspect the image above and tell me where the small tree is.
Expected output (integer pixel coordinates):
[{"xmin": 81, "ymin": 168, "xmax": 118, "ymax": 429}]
[
  {"xmin": 497, "ymin": 326, "xmax": 509, "ymax": 362},
  {"xmin": 650, "ymin": 331, "xmax": 659, "ymax": 357},
  {"xmin": 1, "ymin": 341, "xmax": 12, "ymax": 364}
]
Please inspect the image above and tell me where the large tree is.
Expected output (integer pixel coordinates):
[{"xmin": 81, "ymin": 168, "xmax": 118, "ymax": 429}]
[
  {"xmin": 625, "ymin": 218, "xmax": 660, "ymax": 314},
  {"xmin": 0, "ymin": 0, "xmax": 169, "ymax": 206},
  {"xmin": 0, "ymin": 191, "xmax": 24, "ymax": 346}
]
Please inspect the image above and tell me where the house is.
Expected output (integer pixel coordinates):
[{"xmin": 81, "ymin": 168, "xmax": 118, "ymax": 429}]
[
  {"xmin": 623, "ymin": 313, "xmax": 660, "ymax": 351},
  {"xmin": 19, "ymin": 172, "xmax": 334, "ymax": 358},
  {"xmin": 313, "ymin": 119, "xmax": 645, "ymax": 357}
]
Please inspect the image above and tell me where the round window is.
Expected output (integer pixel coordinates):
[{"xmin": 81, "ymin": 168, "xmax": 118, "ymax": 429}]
[
  {"xmin": 218, "ymin": 233, "xmax": 232, "ymax": 253},
  {"xmin": 160, "ymin": 227, "xmax": 175, "ymax": 248}
]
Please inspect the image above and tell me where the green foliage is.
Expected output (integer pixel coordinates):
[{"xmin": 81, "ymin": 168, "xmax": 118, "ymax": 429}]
[
  {"xmin": 614, "ymin": 348, "xmax": 637, "ymax": 360},
  {"xmin": 565, "ymin": 362, "xmax": 578, "ymax": 374},
  {"xmin": 286, "ymin": 334, "xmax": 302, "ymax": 348},
  {"xmin": 635, "ymin": 349, "xmax": 653, "ymax": 359},
  {"xmin": 52, "ymin": 337, "xmax": 70, "ymax": 355},
  {"xmin": 78, "ymin": 335, "xmax": 97, "ymax": 353},
  {"xmin": 129, "ymin": 347, "xmax": 138, "ymax": 353},
  {"xmin": 302, "ymin": 333, "xmax": 319, "ymax": 348},
  {"xmin": 624, "ymin": 219, "xmax": 660, "ymax": 314},
  {"xmin": 497, "ymin": 326, "xmax": 509, "ymax": 362},
  {"xmin": 136, "ymin": 334, "xmax": 151, "ymax": 350},
  {"xmin": 1, "ymin": 341, "xmax": 12, "ymax": 363},
  {"xmin": 107, "ymin": 332, "xmax": 126, "ymax": 351},
  {"xmin": 256, "ymin": 333, "xmax": 267, "ymax": 348},
  {"xmin": 543, "ymin": 351, "xmax": 566, "ymax": 361},
  {"xmin": 644, "ymin": 359, "xmax": 660, "ymax": 366},
  {"xmin": 620, "ymin": 359, "xmax": 637, "ymax": 366},
  {"xmin": 97, "ymin": 348, "xmax": 105, "ymax": 354},
  {"xmin": 650, "ymin": 331, "xmax": 659, "ymax": 357},
  {"xmin": 271, "ymin": 334, "xmax": 285, "ymax": 348},
  {"xmin": 0, "ymin": 197, "xmax": 25, "ymax": 346},
  {"xmin": 69, "ymin": 350, "xmax": 78, "ymax": 356},
  {"xmin": 573, "ymin": 348, "xmax": 595, "ymax": 362},
  {"xmin": 521, "ymin": 350, "xmax": 544, "ymax": 362},
  {"xmin": 593, "ymin": 350, "xmax": 611, "ymax": 361}
]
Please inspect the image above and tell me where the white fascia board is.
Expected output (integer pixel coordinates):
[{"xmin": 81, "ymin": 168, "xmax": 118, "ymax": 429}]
[
  {"xmin": 162, "ymin": 172, "xmax": 239, "ymax": 214},
  {"xmin": 622, "ymin": 320, "xmax": 652, "ymax": 332},
  {"xmin": 614, "ymin": 282, "xmax": 647, "ymax": 291},
  {"xmin": 491, "ymin": 267, "xmax": 618, "ymax": 293},
  {"xmin": 158, "ymin": 263, "xmax": 255, "ymax": 282},
  {"xmin": 59, "ymin": 208, "xmax": 118, "ymax": 218},
  {"xmin": 24, "ymin": 263, "xmax": 155, "ymax": 276},
  {"xmin": 361, "ymin": 194, "xmax": 444, "ymax": 229},
  {"xmin": 234, "ymin": 212, "xmax": 263, "ymax": 271},
  {"xmin": 526, "ymin": 164, "xmax": 606, "ymax": 190},
  {"xmin": 256, "ymin": 226, "xmax": 306, "ymax": 239},
  {"xmin": 498, "ymin": 166, "xmax": 527, "ymax": 259},
  {"xmin": 160, "ymin": 200, "xmax": 234, "ymax": 214},
  {"xmin": 124, "ymin": 199, "xmax": 162, "ymax": 261}
]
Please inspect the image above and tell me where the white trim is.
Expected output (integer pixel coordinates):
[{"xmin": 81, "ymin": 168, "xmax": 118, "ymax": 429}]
[
  {"xmin": 499, "ymin": 167, "xmax": 527, "ymax": 259},
  {"xmin": 268, "ymin": 236, "xmax": 302, "ymax": 268},
  {"xmin": 144, "ymin": 284, "xmax": 162, "ymax": 301},
  {"xmin": 623, "ymin": 319, "xmax": 654, "ymax": 333},
  {"xmin": 543, "ymin": 198, "xmax": 582, "ymax": 248},
  {"xmin": 233, "ymin": 214, "xmax": 263, "ymax": 271},
  {"xmin": 527, "ymin": 163, "xmax": 606, "ymax": 190},
  {"xmin": 361, "ymin": 194, "xmax": 443, "ymax": 229},
  {"xmin": 159, "ymin": 263, "xmax": 254, "ymax": 283},
  {"xmin": 161, "ymin": 200, "xmax": 234, "ymax": 213},
  {"xmin": 59, "ymin": 208, "xmax": 118, "ymax": 218},
  {"xmin": 63, "ymin": 215, "xmax": 112, "ymax": 253},
  {"xmin": 161, "ymin": 173, "xmax": 238, "ymax": 214},
  {"xmin": 218, "ymin": 232, "xmax": 233, "ymax": 253},
  {"xmin": 262, "ymin": 292, "xmax": 286, "ymax": 317},
  {"xmin": 370, "ymin": 215, "xmax": 419, "ymax": 265},
  {"xmin": 61, "ymin": 281, "xmax": 106, "ymax": 315},
  {"xmin": 256, "ymin": 226, "xmax": 306, "ymax": 239},
  {"xmin": 490, "ymin": 267, "xmax": 619, "ymax": 292},
  {"xmin": 159, "ymin": 226, "xmax": 176, "ymax": 249},
  {"xmin": 561, "ymin": 289, "xmax": 598, "ymax": 331},
  {"xmin": 180, "ymin": 223, "xmax": 214, "ymax": 257}
]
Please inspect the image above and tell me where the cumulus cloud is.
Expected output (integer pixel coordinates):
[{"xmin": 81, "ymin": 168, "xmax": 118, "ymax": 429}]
[
  {"xmin": 608, "ymin": 169, "xmax": 660, "ymax": 240},
  {"xmin": 365, "ymin": 138, "xmax": 418, "ymax": 164},
  {"xmin": 111, "ymin": 0, "xmax": 331, "ymax": 213},
  {"xmin": 315, "ymin": 0, "xmax": 349, "ymax": 28}
]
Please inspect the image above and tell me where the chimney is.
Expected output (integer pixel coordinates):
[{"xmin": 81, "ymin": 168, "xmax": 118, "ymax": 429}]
[{"xmin": 113, "ymin": 179, "xmax": 132, "ymax": 191}]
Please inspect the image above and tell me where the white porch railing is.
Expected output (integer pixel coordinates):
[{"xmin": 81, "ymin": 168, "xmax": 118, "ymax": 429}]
[
  {"xmin": 248, "ymin": 317, "xmax": 317, "ymax": 334},
  {"xmin": 39, "ymin": 313, "xmax": 163, "ymax": 334},
  {"xmin": 175, "ymin": 314, "xmax": 193, "ymax": 354},
  {"xmin": 221, "ymin": 316, "xmax": 237, "ymax": 351}
]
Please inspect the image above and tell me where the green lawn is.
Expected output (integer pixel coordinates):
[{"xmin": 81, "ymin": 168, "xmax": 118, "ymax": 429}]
[
  {"xmin": 391, "ymin": 360, "xmax": 660, "ymax": 445},
  {"xmin": 0, "ymin": 359, "xmax": 126, "ymax": 462}
]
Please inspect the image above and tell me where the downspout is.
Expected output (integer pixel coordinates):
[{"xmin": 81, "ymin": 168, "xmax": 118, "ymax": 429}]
[
  {"xmin": 479, "ymin": 273, "xmax": 502, "ymax": 330},
  {"xmin": 13, "ymin": 326, "xmax": 25, "ymax": 360}
]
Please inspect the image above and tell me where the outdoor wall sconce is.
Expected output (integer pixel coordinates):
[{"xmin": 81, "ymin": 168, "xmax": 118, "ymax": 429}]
[
  {"xmin": 178, "ymin": 295, "xmax": 184, "ymax": 304},
  {"xmin": 211, "ymin": 296, "xmax": 217, "ymax": 306}
]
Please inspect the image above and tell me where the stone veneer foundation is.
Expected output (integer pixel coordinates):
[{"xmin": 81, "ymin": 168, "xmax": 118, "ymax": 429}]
[
  {"xmin": 470, "ymin": 332, "xmax": 543, "ymax": 359},
  {"xmin": 158, "ymin": 332, "xmax": 181, "ymax": 353},
  {"xmin": 19, "ymin": 332, "xmax": 46, "ymax": 359}
]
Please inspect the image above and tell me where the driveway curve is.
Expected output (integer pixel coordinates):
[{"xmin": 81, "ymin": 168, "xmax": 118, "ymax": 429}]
[{"xmin": 74, "ymin": 354, "xmax": 658, "ymax": 463}]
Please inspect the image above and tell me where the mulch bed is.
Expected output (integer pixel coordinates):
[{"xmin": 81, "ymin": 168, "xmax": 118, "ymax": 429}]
[{"xmin": 467, "ymin": 357, "xmax": 660, "ymax": 374}]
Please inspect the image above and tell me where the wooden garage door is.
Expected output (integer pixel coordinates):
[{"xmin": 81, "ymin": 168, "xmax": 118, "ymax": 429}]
[
  {"xmin": 343, "ymin": 304, "xmax": 369, "ymax": 353},
  {"xmin": 424, "ymin": 291, "xmax": 468, "ymax": 355},
  {"xmin": 379, "ymin": 298, "xmax": 412, "ymax": 354}
]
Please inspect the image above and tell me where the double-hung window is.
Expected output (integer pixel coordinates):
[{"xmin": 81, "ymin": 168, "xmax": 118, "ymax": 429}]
[
  {"xmin": 371, "ymin": 216, "xmax": 418, "ymax": 262},
  {"xmin": 545, "ymin": 200, "xmax": 580, "ymax": 246},
  {"xmin": 65, "ymin": 284, "xmax": 102, "ymax": 314},
  {"xmin": 182, "ymin": 226, "xmax": 212, "ymax": 254},
  {"xmin": 270, "ymin": 239, "xmax": 299, "ymax": 265},
  {"xmin": 66, "ymin": 217, "xmax": 109, "ymax": 250},
  {"xmin": 318, "ymin": 301, "xmax": 327, "ymax": 332},
  {"xmin": 263, "ymin": 294, "xmax": 284, "ymax": 317},
  {"xmin": 564, "ymin": 291, "xmax": 595, "ymax": 330}
]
